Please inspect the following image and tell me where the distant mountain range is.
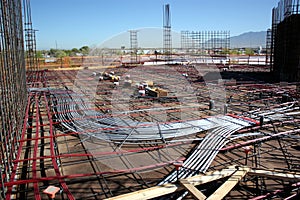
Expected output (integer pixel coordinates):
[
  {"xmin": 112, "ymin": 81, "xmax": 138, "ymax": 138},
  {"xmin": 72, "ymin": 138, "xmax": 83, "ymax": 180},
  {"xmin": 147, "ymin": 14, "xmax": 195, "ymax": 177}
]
[
  {"xmin": 230, "ymin": 31, "xmax": 267, "ymax": 48},
  {"xmin": 98, "ymin": 28, "xmax": 267, "ymax": 49}
]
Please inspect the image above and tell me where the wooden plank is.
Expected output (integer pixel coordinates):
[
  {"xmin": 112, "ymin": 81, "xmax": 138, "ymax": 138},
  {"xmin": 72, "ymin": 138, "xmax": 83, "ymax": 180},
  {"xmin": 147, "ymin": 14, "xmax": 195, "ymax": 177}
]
[
  {"xmin": 105, "ymin": 166, "xmax": 238, "ymax": 200},
  {"xmin": 186, "ymin": 165, "xmax": 238, "ymax": 186},
  {"xmin": 249, "ymin": 169, "xmax": 300, "ymax": 181},
  {"xmin": 206, "ymin": 166, "xmax": 250, "ymax": 200},
  {"xmin": 105, "ymin": 183, "xmax": 178, "ymax": 200},
  {"xmin": 180, "ymin": 179, "xmax": 206, "ymax": 200}
]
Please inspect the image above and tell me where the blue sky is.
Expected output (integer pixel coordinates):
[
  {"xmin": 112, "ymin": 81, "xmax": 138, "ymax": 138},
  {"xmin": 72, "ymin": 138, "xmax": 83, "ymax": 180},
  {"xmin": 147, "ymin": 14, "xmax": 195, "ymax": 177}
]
[{"xmin": 31, "ymin": 0, "xmax": 279, "ymax": 50}]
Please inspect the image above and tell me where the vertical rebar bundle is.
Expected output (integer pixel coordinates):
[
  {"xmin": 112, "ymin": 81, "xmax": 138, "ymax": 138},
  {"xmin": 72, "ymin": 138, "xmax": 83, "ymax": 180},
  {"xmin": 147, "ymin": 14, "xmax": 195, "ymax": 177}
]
[
  {"xmin": 0, "ymin": 0, "xmax": 27, "ymax": 198},
  {"xmin": 180, "ymin": 30, "xmax": 230, "ymax": 55},
  {"xmin": 23, "ymin": 0, "xmax": 39, "ymax": 82},
  {"xmin": 270, "ymin": 0, "xmax": 300, "ymax": 81},
  {"xmin": 163, "ymin": 4, "xmax": 172, "ymax": 61},
  {"xmin": 129, "ymin": 30, "xmax": 138, "ymax": 63},
  {"xmin": 272, "ymin": 0, "xmax": 300, "ymax": 24},
  {"xmin": 265, "ymin": 29, "xmax": 273, "ymax": 69}
]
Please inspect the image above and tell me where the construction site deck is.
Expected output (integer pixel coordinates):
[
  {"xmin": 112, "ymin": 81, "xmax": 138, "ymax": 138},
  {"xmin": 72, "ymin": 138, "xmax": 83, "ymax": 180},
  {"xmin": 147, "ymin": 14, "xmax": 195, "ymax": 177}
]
[
  {"xmin": 3, "ymin": 62, "xmax": 299, "ymax": 200},
  {"xmin": 1, "ymin": 0, "xmax": 300, "ymax": 199}
]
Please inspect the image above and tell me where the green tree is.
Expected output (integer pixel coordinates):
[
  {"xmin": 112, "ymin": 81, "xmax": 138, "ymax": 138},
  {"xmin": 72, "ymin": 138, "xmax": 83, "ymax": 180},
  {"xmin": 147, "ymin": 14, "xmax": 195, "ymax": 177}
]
[
  {"xmin": 79, "ymin": 46, "xmax": 90, "ymax": 55},
  {"xmin": 64, "ymin": 49, "xmax": 72, "ymax": 56},
  {"xmin": 70, "ymin": 48, "xmax": 80, "ymax": 56},
  {"xmin": 221, "ymin": 48, "xmax": 230, "ymax": 55},
  {"xmin": 49, "ymin": 49, "xmax": 58, "ymax": 56},
  {"xmin": 230, "ymin": 49, "xmax": 240, "ymax": 55},
  {"xmin": 36, "ymin": 50, "xmax": 44, "ymax": 58},
  {"xmin": 72, "ymin": 48, "xmax": 79, "ymax": 53},
  {"xmin": 55, "ymin": 50, "xmax": 67, "ymax": 58},
  {"xmin": 245, "ymin": 48, "xmax": 254, "ymax": 55}
]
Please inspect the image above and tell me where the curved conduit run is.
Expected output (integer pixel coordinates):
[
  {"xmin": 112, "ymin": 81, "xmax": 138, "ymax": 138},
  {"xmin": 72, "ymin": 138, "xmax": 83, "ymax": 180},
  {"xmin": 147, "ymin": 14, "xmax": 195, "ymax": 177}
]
[
  {"xmin": 51, "ymin": 91, "xmax": 253, "ymax": 144},
  {"xmin": 50, "ymin": 90, "xmax": 298, "ymax": 199}
]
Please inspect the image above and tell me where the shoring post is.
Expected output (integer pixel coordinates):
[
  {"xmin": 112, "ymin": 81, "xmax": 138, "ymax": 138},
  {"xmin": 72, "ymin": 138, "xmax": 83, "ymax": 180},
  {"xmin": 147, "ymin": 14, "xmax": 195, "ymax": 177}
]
[
  {"xmin": 242, "ymin": 146, "xmax": 253, "ymax": 165},
  {"xmin": 173, "ymin": 161, "xmax": 183, "ymax": 182}
]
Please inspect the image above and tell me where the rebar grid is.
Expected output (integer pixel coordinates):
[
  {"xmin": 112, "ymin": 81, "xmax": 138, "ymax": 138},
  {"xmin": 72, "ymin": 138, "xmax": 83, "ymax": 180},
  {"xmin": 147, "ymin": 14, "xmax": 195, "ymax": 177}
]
[
  {"xmin": 272, "ymin": 0, "xmax": 300, "ymax": 24},
  {"xmin": 2, "ymin": 64, "xmax": 299, "ymax": 199},
  {"xmin": 0, "ymin": 0, "xmax": 27, "ymax": 198},
  {"xmin": 181, "ymin": 30, "xmax": 230, "ymax": 55},
  {"xmin": 269, "ymin": 0, "xmax": 300, "ymax": 82},
  {"xmin": 23, "ymin": 0, "xmax": 39, "ymax": 83}
]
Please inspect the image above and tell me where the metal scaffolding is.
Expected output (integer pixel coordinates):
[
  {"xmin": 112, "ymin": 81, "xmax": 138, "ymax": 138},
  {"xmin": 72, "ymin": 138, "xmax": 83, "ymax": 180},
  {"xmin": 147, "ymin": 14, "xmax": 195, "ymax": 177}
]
[
  {"xmin": 163, "ymin": 4, "xmax": 172, "ymax": 61},
  {"xmin": 0, "ymin": 0, "xmax": 27, "ymax": 198}
]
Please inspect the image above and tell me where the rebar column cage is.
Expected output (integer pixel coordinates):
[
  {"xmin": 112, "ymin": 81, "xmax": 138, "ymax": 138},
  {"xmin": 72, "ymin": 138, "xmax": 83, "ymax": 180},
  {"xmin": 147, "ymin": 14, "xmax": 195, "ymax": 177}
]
[
  {"xmin": 265, "ymin": 29, "xmax": 273, "ymax": 69},
  {"xmin": 129, "ymin": 30, "xmax": 138, "ymax": 63},
  {"xmin": 0, "ymin": 0, "xmax": 27, "ymax": 198},
  {"xmin": 163, "ymin": 4, "xmax": 172, "ymax": 61},
  {"xmin": 269, "ymin": 0, "xmax": 300, "ymax": 81},
  {"xmin": 23, "ymin": 0, "xmax": 39, "ymax": 82},
  {"xmin": 180, "ymin": 30, "xmax": 230, "ymax": 55}
]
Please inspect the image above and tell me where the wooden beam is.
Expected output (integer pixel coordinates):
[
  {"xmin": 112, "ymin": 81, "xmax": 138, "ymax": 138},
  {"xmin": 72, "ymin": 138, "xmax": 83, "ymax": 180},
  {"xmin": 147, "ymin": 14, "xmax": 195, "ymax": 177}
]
[
  {"xmin": 249, "ymin": 169, "xmax": 300, "ymax": 181},
  {"xmin": 105, "ymin": 166, "xmax": 238, "ymax": 200},
  {"xmin": 105, "ymin": 167, "xmax": 300, "ymax": 200},
  {"xmin": 186, "ymin": 165, "xmax": 238, "ymax": 186},
  {"xmin": 105, "ymin": 183, "xmax": 178, "ymax": 200},
  {"xmin": 206, "ymin": 166, "xmax": 250, "ymax": 200},
  {"xmin": 180, "ymin": 179, "xmax": 206, "ymax": 200}
]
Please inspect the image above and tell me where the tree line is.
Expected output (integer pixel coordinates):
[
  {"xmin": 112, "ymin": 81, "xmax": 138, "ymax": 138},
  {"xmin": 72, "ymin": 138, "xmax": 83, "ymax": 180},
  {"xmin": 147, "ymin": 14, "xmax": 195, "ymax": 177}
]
[
  {"xmin": 34, "ymin": 46, "xmax": 257, "ymax": 59},
  {"xmin": 35, "ymin": 46, "xmax": 90, "ymax": 58}
]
